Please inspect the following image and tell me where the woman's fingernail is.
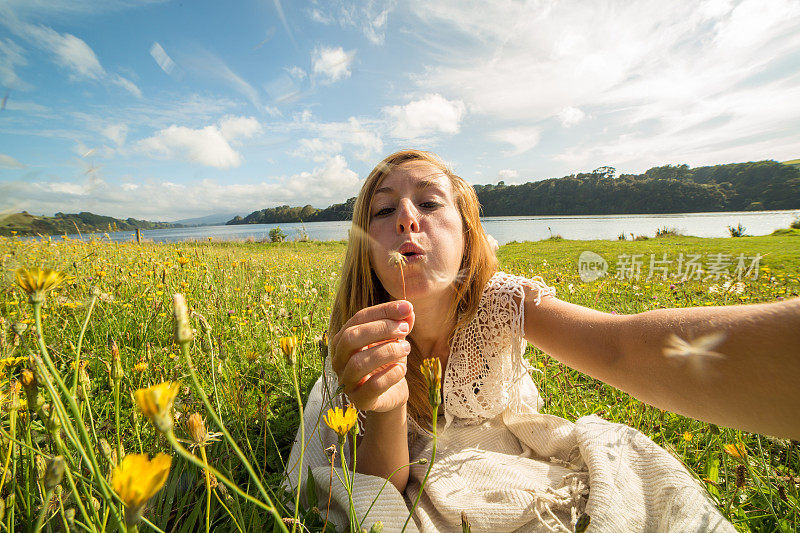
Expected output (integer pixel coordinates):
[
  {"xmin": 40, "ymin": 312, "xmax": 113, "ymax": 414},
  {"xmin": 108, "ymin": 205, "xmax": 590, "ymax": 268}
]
[
  {"xmin": 397, "ymin": 300, "xmax": 412, "ymax": 314},
  {"xmin": 398, "ymin": 321, "xmax": 409, "ymax": 333},
  {"xmin": 400, "ymin": 340, "xmax": 411, "ymax": 353}
]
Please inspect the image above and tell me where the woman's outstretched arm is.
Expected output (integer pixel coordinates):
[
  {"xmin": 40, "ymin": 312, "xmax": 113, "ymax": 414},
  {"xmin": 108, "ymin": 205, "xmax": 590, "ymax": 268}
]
[{"xmin": 523, "ymin": 290, "xmax": 800, "ymax": 439}]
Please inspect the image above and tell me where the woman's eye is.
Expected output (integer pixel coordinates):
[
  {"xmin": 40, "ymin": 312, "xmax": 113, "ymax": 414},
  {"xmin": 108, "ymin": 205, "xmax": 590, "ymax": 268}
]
[
  {"xmin": 374, "ymin": 207, "xmax": 393, "ymax": 217},
  {"xmin": 420, "ymin": 201, "xmax": 441, "ymax": 209}
]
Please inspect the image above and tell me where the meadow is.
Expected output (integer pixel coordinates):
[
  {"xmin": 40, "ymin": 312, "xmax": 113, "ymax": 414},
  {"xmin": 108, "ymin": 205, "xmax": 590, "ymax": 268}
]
[{"xmin": 0, "ymin": 233, "xmax": 798, "ymax": 532}]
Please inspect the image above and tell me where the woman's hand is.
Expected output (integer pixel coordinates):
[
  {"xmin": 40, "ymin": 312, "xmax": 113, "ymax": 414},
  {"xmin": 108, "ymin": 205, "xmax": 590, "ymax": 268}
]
[{"xmin": 330, "ymin": 300, "xmax": 415, "ymax": 412}]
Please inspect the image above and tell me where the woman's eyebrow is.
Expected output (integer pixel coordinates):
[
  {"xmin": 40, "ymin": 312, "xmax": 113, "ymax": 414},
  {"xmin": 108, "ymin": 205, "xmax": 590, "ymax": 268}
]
[{"xmin": 375, "ymin": 179, "xmax": 446, "ymax": 196}]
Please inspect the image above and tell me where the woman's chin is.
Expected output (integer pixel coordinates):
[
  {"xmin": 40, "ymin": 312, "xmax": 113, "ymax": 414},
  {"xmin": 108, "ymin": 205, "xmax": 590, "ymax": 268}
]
[{"xmin": 397, "ymin": 279, "xmax": 454, "ymax": 303}]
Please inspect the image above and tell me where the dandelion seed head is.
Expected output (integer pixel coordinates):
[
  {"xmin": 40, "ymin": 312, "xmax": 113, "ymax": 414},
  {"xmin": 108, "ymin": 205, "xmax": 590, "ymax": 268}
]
[{"xmin": 388, "ymin": 250, "xmax": 407, "ymax": 267}]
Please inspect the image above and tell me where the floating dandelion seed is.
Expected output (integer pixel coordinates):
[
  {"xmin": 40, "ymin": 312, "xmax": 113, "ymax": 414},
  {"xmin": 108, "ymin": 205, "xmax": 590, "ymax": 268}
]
[{"xmin": 662, "ymin": 331, "xmax": 726, "ymax": 371}]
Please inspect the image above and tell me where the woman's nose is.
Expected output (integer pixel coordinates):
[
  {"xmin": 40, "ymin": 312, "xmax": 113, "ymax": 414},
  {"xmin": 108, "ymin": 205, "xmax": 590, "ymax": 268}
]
[{"xmin": 396, "ymin": 199, "xmax": 420, "ymax": 234}]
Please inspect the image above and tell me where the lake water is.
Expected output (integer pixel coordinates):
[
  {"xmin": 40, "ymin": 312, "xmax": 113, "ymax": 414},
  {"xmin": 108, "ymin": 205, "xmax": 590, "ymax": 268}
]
[{"xmin": 65, "ymin": 210, "xmax": 800, "ymax": 245}]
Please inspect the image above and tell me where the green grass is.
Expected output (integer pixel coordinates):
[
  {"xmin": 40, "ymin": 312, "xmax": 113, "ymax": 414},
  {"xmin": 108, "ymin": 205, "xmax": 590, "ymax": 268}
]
[{"xmin": 1, "ymin": 234, "xmax": 798, "ymax": 531}]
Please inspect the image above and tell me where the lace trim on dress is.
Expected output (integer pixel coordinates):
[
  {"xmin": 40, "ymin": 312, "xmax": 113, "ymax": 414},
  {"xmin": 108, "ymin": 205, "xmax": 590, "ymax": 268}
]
[{"xmin": 441, "ymin": 272, "xmax": 557, "ymax": 429}]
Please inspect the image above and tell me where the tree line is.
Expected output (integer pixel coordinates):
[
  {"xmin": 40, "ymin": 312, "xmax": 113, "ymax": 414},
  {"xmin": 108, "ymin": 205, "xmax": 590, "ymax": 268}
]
[{"xmin": 226, "ymin": 160, "xmax": 800, "ymax": 225}]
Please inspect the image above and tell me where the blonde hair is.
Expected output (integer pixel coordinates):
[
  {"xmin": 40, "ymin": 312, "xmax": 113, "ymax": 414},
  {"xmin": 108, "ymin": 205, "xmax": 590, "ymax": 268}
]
[{"xmin": 329, "ymin": 149, "xmax": 498, "ymax": 427}]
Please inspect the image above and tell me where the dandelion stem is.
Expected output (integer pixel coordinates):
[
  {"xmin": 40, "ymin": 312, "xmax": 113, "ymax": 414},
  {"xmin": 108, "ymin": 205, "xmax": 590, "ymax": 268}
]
[
  {"xmin": 338, "ymin": 439, "xmax": 359, "ymax": 532},
  {"xmin": 31, "ymin": 302, "xmax": 126, "ymax": 530},
  {"xmin": 0, "ymin": 409, "xmax": 15, "ymax": 496},
  {"xmin": 200, "ymin": 447, "xmax": 211, "ymax": 533},
  {"xmin": 33, "ymin": 486, "xmax": 54, "ymax": 533},
  {"xmin": 400, "ymin": 261, "xmax": 406, "ymax": 300},
  {"xmin": 213, "ymin": 488, "xmax": 244, "ymax": 533},
  {"xmin": 70, "ymin": 293, "xmax": 98, "ymax": 394},
  {"xmin": 402, "ymin": 404, "xmax": 438, "ymax": 533},
  {"xmin": 290, "ymin": 356, "xmax": 304, "ymax": 533},
  {"xmin": 114, "ymin": 379, "xmax": 122, "ymax": 462}
]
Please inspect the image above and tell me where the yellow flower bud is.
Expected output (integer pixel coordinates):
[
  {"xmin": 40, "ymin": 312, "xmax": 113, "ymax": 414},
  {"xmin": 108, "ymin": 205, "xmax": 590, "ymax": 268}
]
[
  {"xmin": 187, "ymin": 412, "xmax": 207, "ymax": 445},
  {"xmin": 279, "ymin": 336, "xmax": 297, "ymax": 365}
]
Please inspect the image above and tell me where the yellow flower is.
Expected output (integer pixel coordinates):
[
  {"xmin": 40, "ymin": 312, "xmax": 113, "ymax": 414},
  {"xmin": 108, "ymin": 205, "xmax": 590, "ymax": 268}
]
[
  {"xmin": 420, "ymin": 357, "xmax": 442, "ymax": 408},
  {"xmin": 135, "ymin": 382, "xmax": 180, "ymax": 433},
  {"xmin": 112, "ymin": 453, "xmax": 172, "ymax": 525},
  {"xmin": 177, "ymin": 256, "xmax": 190, "ymax": 266},
  {"xmin": 279, "ymin": 336, "xmax": 297, "ymax": 364},
  {"xmin": 324, "ymin": 405, "xmax": 359, "ymax": 437},
  {"xmin": 0, "ymin": 356, "xmax": 28, "ymax": 372},
  {"xmin": 723, "ymin": 443, "xmax": 747, "ymax": 461},
  {"xmin": 15, "ymin": 267, "xmax": 67, "ymax": 303},
  {"xmin": 133, "ymin": 361, "xmax": 148, "ymax": 373},
  {"xmin": 683, "ymin": 432, "xmax": 693, "ymax": 442}
]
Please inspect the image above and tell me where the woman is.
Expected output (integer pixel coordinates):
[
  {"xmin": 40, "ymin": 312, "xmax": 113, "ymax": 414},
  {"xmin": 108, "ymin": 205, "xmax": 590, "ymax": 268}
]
[{"xmin": 287, "ymin": 149, "xmax": 799, "ymax": 532}]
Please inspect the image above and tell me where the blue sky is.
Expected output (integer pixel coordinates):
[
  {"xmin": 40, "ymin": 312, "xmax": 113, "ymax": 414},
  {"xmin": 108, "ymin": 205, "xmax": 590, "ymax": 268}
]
[{"xmin": 1, "ymin": 0, "xmax": 799, "ymax": 221}]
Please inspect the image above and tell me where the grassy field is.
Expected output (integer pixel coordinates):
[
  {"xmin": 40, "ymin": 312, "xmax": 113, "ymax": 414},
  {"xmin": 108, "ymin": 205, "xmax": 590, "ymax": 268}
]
[{"xmin": 1, "ymin": 234, "xmax": 798, "ymax": 532}]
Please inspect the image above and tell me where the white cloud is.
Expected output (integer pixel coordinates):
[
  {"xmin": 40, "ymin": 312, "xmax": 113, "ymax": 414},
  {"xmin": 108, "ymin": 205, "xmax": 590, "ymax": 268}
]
[
  {"xmin": 312, "ymin": 46, "xmax": 354, "ymax": 83},
  {"xmin": 102, "ymin": 124, "xmax": 128, "ymax": 146},
  {"xmin": 0, "ymin": 154, "xmax": 25, "ymax": 168},
  {"xmin": 32, "ymin": 25, "xmax": 104, "ymax": 79},
  {"xmin": 284, "ymin": 155, "xmax": 360, "ymax": 200},
  {"xmin": 491, "ymin": 127, "xmax": 541, "ymax": 156},
  {"xmin": 406, "ymin": 0, "xmax": 800, "ymax": 168},
  {"xmin": 291, "ymin": 138, "xmax": 343, "ymax": 162},
  {"xmin": 497, "ymin": 169, "xmax": 518, "ymax": 181},
  {"xmin": 289, "ymin": 112, "xmax": 383, "ymax": 161},
  {"xmin": 558, "ymin": 106, "xmax": 586, "ymax": 128},
  {"xmin": 307, "ymin": 1, "xmax": 396, "ymax": 45},
  {"xmin": 111, "ymin": 74, "xmax": 142, "ymax": 98},
  {"xmin": 179, "ymin": 47, "xmax": 278, "ymax": 115},
  {"xmin": 385, "ymin": 94, "xmax": 465, "ymax": 140},
  {"xmin": 287, "ymin": 66, "xmax": 306, "ymax": 80},
  {"xmin": 1, "ymin": 16, "xmax": 143, "ymax": 96},
  {"xmin": 218, "ymin": 115, "xmax": 262, "ymax": 141},
  {"xmin": 320, "ymin": 118, "xmax": 383, "ymax": 161},
  {"xmin": 0, "ymin": 38, "xmax": 32, "ymax": 90},
  {"xmin": 308, "ymin": 8, "xmax": 333, "ymax": 24},
  {"xmin": 136, "ymin": 116, "xmax": 262, "ymax": 168}
]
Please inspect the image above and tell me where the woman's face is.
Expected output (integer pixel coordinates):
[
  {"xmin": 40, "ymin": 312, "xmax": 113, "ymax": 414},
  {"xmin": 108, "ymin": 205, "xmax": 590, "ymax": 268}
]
[{"xmin": 367, "ymin": 160, "xmax": 465, "ymax": 301}]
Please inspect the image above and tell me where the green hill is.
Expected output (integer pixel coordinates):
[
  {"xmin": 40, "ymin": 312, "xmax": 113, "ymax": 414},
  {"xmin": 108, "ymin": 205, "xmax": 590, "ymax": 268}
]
[{"xmin": 0, "ymin": 211, "xmax": 182, "ymax": 237}]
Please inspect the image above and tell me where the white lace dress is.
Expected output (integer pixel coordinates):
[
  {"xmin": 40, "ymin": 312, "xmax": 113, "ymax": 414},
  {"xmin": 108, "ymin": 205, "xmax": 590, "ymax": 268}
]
[{"xmin": 286, "ymin": 272, "xmax": 734, "ymax": 532}]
